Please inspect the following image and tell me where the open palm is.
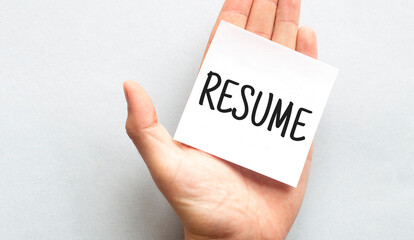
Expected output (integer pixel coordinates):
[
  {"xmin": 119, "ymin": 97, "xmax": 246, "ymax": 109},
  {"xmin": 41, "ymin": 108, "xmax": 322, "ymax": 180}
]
[{"xmin": 124, "ymin": 0, "xmax": 317, "ymax": 239}]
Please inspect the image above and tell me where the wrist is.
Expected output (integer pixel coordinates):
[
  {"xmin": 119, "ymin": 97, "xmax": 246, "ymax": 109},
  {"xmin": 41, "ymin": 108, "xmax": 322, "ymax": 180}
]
[{"xmin": 184, "ymin": 230, "xmax": 240, "ymax": 240}]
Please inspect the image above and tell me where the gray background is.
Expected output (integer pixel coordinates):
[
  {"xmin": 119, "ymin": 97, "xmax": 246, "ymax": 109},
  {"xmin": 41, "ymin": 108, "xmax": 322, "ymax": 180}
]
[{"xmin": 1, "ymin": 0, "xmax": 413, "ymax": 239}]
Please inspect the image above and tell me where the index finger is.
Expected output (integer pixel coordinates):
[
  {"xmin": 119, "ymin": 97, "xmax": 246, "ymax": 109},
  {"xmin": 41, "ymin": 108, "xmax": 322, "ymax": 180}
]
[{"xmin": 202, "ymin": 0, "xmax": 254, "ymax": 60}]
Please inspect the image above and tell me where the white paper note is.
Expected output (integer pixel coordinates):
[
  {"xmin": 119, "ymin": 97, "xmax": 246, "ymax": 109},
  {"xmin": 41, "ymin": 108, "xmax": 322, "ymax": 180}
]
[{"xmin": 174, "ymin": 21, "xmax": 338, "ymax": 187}]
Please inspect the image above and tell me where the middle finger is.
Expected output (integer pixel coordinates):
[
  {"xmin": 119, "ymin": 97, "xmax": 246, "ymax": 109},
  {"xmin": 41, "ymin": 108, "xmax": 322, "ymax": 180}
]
[{"xmin": 245, "ymin": 0, "xmax": 279, "ymax": 39}]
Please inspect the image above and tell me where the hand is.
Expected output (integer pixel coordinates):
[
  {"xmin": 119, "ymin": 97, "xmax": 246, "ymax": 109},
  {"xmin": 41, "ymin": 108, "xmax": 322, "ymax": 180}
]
[{"xmin": 124, "ymin": 0, "xmax": 317, "ymax": 239}]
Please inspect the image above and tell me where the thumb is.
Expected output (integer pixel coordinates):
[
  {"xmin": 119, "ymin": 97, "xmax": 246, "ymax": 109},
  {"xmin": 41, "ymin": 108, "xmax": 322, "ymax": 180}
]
[{"xmin": 123, "ymin": 80, "xmax": 179, "ymax": 185}]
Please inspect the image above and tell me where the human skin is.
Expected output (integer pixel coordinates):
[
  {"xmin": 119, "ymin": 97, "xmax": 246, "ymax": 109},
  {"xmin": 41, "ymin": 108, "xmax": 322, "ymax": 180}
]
[{"xmin": 123, "ymin": 0, "xmax": 317, "ymax": 239}]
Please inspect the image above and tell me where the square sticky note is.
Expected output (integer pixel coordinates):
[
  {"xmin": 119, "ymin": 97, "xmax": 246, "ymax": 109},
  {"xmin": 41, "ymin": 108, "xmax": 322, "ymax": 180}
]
[{"xmin": 174, "ymin": 21, "xmax": 338, "ymax": 187}]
